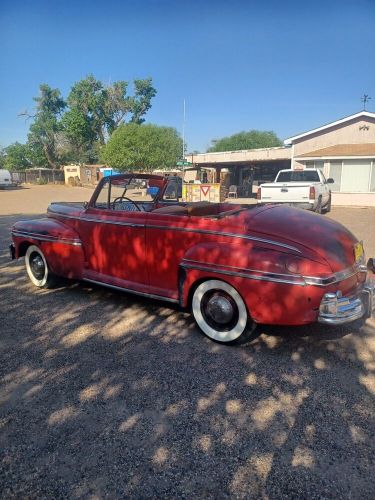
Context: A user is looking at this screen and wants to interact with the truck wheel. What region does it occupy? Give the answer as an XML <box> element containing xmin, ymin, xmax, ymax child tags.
<box><xmin>191</xmin><ymin>279</ymin><xmax>257</xmax><ymax>345</ymax></box>
<box><xmin>315</xmin><ymin>197</ymin><xmax>322</xmax><ymax>214</ymax></box>
<box><xmin>25</xmin><ymin>245</ymin><xmax>58</xmax><ymax>288</ymax></box>
<box><xmin>323</xmin><ymin>195</ymin><xmax>332</xmax><ymax>214</ymax></box>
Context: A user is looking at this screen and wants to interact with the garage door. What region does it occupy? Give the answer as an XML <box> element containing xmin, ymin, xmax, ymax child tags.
<box><xmin>341</xmin><ymin>160</ymin><xmax>371</xmax><ymax>192</ymax></box>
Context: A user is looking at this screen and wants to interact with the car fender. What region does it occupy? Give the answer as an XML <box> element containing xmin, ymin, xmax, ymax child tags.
<box><xmin>179</xmin><ymin>241</ymin><xmax>292</xmax><ymax>308</ymax></box>
<box><xmin>11</xmin><ymin>218</ymin><xmax>84</xmax><ymax>279</ymax></box>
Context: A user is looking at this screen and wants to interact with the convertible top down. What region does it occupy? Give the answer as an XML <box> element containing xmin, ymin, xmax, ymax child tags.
<box><xmin>10</xmin><ymin>173</ymin><xmax>375</xmax><ymax>344</ymax></box>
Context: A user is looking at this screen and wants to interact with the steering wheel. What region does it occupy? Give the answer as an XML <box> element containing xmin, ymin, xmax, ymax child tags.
<box><xmin>112</xmin><ymin>196</ymin><xmax>141</xmax><ymax>211</ymax></box>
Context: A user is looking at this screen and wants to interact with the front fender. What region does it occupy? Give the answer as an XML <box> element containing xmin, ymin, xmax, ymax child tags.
<box><xmin>11</xmin><ymin>218</ymin><xmax>84</xmax><ymax>279</ymax></box>
<box><xmin>179</xmin><ymin>242</ymin><xmax>330</xmax><ymax>325</ymax></box>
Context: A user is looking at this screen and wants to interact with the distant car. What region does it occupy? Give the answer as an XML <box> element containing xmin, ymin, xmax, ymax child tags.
<box><xmin>10</xmin><ymin>173</ymin><xmax>375</xmax><ymax>345</ymax></box>
<box><xmin>0</xmin><ymin>169</ymin><xmax>13</xmax><ymax>189</ymax></box>
<box><xmin>257</xmin><ymin>168</ymin><xmax>334</xmax><ymax>213</ymax></box>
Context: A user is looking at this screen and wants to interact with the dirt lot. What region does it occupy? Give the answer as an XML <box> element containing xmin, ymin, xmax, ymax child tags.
<box><xmin>0</xmin><ymin>185</ymin><xmax>374</xmax><ymax>498</ymax></box>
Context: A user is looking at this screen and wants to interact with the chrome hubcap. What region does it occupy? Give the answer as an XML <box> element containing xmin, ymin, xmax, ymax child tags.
<box><xmin>30</xmin><ymin>253</ymin><xmax>45</xmax><ymax>280</ymax></box>
<box><xmin>205</xmin><ymin>295</ymin><xmax>234</xmax><ymax>324</ymax></box>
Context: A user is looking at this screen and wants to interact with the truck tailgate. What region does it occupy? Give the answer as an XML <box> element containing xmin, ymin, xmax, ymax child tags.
<box><xmin>260</xmin><ymin>183</ymin><xmax>313</xmax><ymax>203</ymax></box>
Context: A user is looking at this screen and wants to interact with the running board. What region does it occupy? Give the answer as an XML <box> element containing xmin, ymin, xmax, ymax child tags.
<box><xmin>83</xmin><ymin>278</ymin><xmax>179</xmax><ymax>304</ymax></box>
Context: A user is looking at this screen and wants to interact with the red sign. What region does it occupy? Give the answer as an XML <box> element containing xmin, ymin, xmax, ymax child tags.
<box><xmin>200</xmin><ymin>185</ymin><xmax>211</xmax><ymax>196</ymax></box>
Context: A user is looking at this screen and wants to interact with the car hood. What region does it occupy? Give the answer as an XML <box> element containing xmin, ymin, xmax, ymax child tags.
<box><xmin>245</xmin><ymin>205</ymin><xmax>359</xmax><ymax>272</ymax></box>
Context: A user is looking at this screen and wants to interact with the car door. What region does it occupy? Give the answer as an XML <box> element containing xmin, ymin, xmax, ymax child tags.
<box><xmin>78</xmin><ymin>177</ymin><xmax>148</xmax><ymax>288</ymax></box>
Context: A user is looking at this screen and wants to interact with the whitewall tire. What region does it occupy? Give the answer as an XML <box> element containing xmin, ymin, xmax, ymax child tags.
<box><xmin>25</xmin><ymin>245</ymin><xmax>56</xmax><ymax>288</ymax></box>
<box><xmin>192</xmin><ymin>279</ymin><xmax>256</xmax><ymax>345</ymax></box>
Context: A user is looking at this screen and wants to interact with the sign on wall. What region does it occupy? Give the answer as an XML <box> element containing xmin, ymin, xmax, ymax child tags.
<box><xmin>182</xmin><ymin>183</ymin><xmax>221</xmax><ymax>203</ymax></box>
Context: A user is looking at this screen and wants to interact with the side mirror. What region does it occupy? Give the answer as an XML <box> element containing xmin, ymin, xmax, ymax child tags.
<box><xmin>326</xmin><ymin>178</ymin><xmax>334</xmax><ymax>184</ymax></box>
<box><xmin>83</xmin><ymin>201</ymin><xmax>88</xmax><ymax>209</ymax></box>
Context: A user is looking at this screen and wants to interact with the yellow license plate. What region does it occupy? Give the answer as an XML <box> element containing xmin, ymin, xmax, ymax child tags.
<box><xmin>354</xmin><ymin>242</ymin><xmax>364</xmax><ymax>262</ymax></box>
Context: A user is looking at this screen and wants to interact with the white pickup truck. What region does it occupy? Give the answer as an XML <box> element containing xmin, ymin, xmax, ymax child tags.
<box><xmin>257</xmin><ymin>168</ymin><xmax>334</xmax><ymax>213</ymax></box>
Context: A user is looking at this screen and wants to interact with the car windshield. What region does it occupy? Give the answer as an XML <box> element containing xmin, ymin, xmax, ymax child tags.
<box><xmin>277</xmin><ymin>171</ymin><xmax>320</xmax><ymax>182</ymax></box>
<box><xmin>94</xmin><ymin>176</ymin><xmax>160</xmax><ymax>210</ymax></box>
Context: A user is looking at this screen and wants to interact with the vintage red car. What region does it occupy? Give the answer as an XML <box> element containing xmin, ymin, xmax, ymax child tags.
<box><xmin>10</xmin><ymin>173</ymin><xmax>375</xmax><ymax>345</ymax></box>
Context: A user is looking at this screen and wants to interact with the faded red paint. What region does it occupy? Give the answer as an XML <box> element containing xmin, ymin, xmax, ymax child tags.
<box><xmin>11</xmin><ymin>174</ymin><xmax>370</xmax><ymax>326</ymax></box>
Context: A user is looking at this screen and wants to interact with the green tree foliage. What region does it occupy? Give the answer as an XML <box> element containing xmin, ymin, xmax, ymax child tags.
<box><xmin>61</xmin><ymin>108</ymin><xmax>96</xmax><ymax>163</ymax></box>
<box><xmin>3</xmin><ymin>142</ymin><xmax>32</xmax><ymax>170</ymax></box>
<box><xmin>16</xmin><ymin>75</ymin><xmax>157</xmax><ymax>168</ymax></box>
<box><xmin>101</xmin><ymin>123</ymin><xmax>182</xmax><ymax>172</ymax></box>
<box><xmin>26</xmin><ymin>84</ymin><xmax>66</xmax><ymax>168</ymax></box>
<box><xmin>66</xmin><ymin>74</ymin><xmax>157</xmax><ymax>146</ymax></box>
<box><xmin>208</xmin><ymin>130</ymin><xmax>282</xmax><ymax>152</ymax></box>
<box><xmin>0</xmin><ymin>148</ymin><xmax>6</xmax><ymax>168</ymax></box>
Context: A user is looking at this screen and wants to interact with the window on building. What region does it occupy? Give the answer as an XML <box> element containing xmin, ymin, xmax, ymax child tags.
<box><xmin>371</xmin><ymin>163</ymin><xmax>375</xmax><ymax>192</ymax></box>
<box><xmin>329</xmin><ymin>160</ymin><xmax>375</xmax><ymax>192</ymax></box>
<box><xmin>329</xmin><ymin>161</ymin><xmax>342</xmax><ymax>191</ymax></box>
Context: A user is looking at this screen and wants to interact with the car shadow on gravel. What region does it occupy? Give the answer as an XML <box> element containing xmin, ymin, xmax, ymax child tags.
<box><xmin>1</xmin><ymin>257</ymin><xmax>375</xmax><ymax>499</ymax></box>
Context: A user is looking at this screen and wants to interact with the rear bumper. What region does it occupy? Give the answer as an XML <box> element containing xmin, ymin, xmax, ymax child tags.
<box><xmin>318</xmin><ymin>280</ymin><xmax>375</xmax><ymax>325</ymax></box>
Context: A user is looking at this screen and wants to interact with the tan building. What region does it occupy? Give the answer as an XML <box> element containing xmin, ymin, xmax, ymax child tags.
<box><xmin>285</xmin><ymin>111</ymin><xmax>375</xmax><ymax>198</ymax></box>
<box><xmin>63</xmin><ymin>164</ymin><xmax>104</xmax><ymax>186</ymax></box>
<box><xmin>186</xmin><ymin>111</ymin><xmax>375</xmax><ymax>205</ymax></box>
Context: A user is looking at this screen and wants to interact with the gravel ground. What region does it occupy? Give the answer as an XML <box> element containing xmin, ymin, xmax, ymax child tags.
<box><xmin>0</xmin><ymin>185</ymin><xmax>374</xmax><ymax>499</ymax></box>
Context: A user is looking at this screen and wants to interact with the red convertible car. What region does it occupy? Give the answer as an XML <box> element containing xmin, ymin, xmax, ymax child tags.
<box><xmin>10</xmin><ymin>174</ymin><xmax>375</xmax><ymax>345</ymax></box>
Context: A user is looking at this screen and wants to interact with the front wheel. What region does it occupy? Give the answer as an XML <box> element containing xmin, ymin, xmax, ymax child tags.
<box><xmin>191</xmin><ymin>279</ymin><xmax>257</xmax><ymax>345</ymax></box>
<box><xmin>25</xmin><ymin>245</ymin><xmax>58</xmax><ymax>288</ymax></box>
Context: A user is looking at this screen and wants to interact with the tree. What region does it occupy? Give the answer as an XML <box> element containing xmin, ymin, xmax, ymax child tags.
<box><xmin>66</xmin><ymin>74</ymin><xmax>157</xmax><ymax>146</ymax></box>
<box><xmin>101</xmin><ymin>123</ymin><xmax>182</xmax><ymax>172</ymax></box>
<box><xmin>3</xmin><ymin>142</ymin><xmax>32</xmax><ymax>170</ymax></box>
<box><xmin>61</xmin><ymin>108</ymin><xmax>96</xmax><ymax>163</ymax></box>
<box><xmin>18</xmin><ymin>75</ymin><xmax>157</xmax><ymax>168</ymax></box>
<box><xmin>26</xmin><ymin>84</ymin><xmax>66</xmax><ymax>168</ymax></box>
<box><xmin>0</xmin><ymin>148</ymin><xmax>6</xmax><ymax>168</ymax></box>
<box><xmin>207</xmin><ymin>130</ymin><xmax>282</xmax><ymax>152</ymax></box>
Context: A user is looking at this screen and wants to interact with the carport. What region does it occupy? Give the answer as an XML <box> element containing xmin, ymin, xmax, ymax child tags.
<box><xmin>185</xmin><ymin>147</ymin><xmax>292</xmax><ymax>197</ymax></box>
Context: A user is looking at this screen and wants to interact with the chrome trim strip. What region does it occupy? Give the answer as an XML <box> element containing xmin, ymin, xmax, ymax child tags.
<box><xmin>47</xmin><ymin>208</ymin><xmax>301</xmax><ymax>253</ymax></box>
<box><xmin>148</xmin><ymin>225</ymin><xmax>301</xmax><ymax>253</ymax></box>
<box><xmin>182</xmin><ymin>259</ymin><xmax>367</xmax><ymax>287</ymax></box>
<box><xmin>11</xmin><ymin>230</ymin><xmax>82</xmax><ymax>246</ymax></box>
<box><xmin>182</xmin><ymin>258</ymin><xmax>303</xmax><ymax>280</ymax></box>
<box><xmin>83</xmin><ymin>278</ymin><xmax>179</xmax><ymax>303</ymax></box>
<box><xmin>304</xmin><ymin>264</ymin><xmax>365</xmax><ymax>286</ymax></box>
<box><xmin>180</xmin><ymin>262</ymin><xmax>306</xmax><ymax>286</ymax></box>
<box><xmin>47</xmin><ymin>209</ymin><xmax>145</xmax><ymax>228</ymax></box>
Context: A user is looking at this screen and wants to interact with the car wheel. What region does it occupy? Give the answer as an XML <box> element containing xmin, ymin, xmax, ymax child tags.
<box><xmin>315</xmin><ymin>197</ymin><xmax>322</xmax><ymax>214</ymax></box>
<box><xmin>192</xmin><ymin>279</ymin><xmax>257</xmax><ymax>345</ymax></box>
<box><xmin>25</xmin><ymin>245</ymin><xmax>57</xmax><ymax>288</ymax></box>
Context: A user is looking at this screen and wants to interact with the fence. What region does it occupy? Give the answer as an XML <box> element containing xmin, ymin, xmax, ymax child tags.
<box><xmin>12</xmin><ymin>169</ymin><xmax>65</xmax><ymax>184</ymax></box>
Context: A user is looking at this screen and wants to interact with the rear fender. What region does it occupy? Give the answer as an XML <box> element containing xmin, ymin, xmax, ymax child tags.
<box><xmin>11</xmin><ymin>218</ymin><xmax>84</xmax><ymax>279</ymax></box>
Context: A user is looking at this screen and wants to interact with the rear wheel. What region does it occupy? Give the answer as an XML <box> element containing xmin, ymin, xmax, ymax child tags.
<box><xmin>191</xmin><ymin>279</ymin><xmax>257</xmax><ymax>345</ymax></box>
<box><xmin>315</xmin><ymin>196</ymin><xmax>322</xmax><ymax>214</ymax></box>
<box><xmin>323</xmin><ymin>194</ymin><xmax>332</xmax><ymax>213</ymax></box>
<box><xmin>25</xmin><ymin>245</ymin><xmax>57</xmax><ymax>288</ymax></box>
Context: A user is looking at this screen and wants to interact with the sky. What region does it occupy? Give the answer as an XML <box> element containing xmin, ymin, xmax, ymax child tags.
<box><xmin>1</xmin><ymin>0</ymin><xmax>375</xmax><ymax>153</ymax></box>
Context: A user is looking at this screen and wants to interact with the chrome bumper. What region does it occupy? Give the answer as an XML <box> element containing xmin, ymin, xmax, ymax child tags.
<box><xmin>318</xmin><ymin>280</ymin><xmax>375</xmax><ymax>325</ymax></box>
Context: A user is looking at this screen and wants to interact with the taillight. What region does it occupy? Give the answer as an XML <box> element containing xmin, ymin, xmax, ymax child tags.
<box><xmin>309</xmin><ymin>186</ymin><xmax>315</xmax><ymax>200</ymax></box>
<box><xmin>257</xmin><ymin>187</ymin><xmax>261</xmax><ymax>200</ymax></box>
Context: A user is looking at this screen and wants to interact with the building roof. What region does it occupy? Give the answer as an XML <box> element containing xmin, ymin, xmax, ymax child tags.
<box><xmin>284</xmin><ymin>111</ymin><xmax>375</xmax><ymax>145</ymax></box>
<box><xmin>185</xmin><ymin>146</ymin><xmax>291</xmax><ymax>164</ymax></box>
<box><xmin>296</xmin><ymin>143</ymin><xmax>375</xmax><ymax>158</ymax></box>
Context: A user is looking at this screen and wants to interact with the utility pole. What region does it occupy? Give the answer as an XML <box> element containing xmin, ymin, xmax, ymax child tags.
<box><xmin>182</xmin><ymin>99</ymin><xmax>186</xmax><ymax>182</ymax></box>
<box><xmin>182</xmin><ymin>99</ymin><xmax>186</xmax><ymax>159</ymax></box>
<box><xmin>361</xmin><ymin>94</ymin><xmax>371</xmax><ymax>111</ymax></box>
